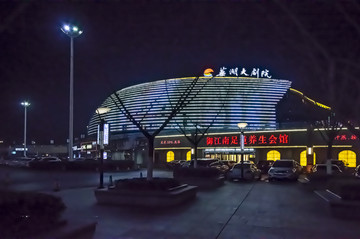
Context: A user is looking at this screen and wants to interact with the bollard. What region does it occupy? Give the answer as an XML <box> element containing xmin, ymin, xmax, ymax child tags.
<box><xmin>109</xmin><ymin>175</ymin><xmax>114</xmax><ymax>187</ymax></box>
<box><xmin>53</xmin><ymin>180</ymin><xmax>60</xmax><ymax>192</ymax></box>
<box><xmin>140</xmin><ymin>172</ymin><xmax>143</xmax><ymax>178</ymax></box>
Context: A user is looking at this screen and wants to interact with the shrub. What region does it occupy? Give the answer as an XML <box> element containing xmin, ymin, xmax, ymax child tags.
<box><xmin>114</xmin><ymin>177</ymin><xmax>181</xmax><ymax>191</ymax></box>
<box><xmin>173</xmin><ymin>167</ymin><xmax>221</xmax><ymax>178</ymax></box>
<box><xmin>0</xmin><ymin>190</ymin><xmax>66</xmax><ymax>238</ymax></box>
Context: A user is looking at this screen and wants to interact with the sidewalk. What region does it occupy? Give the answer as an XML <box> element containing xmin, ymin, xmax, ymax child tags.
<box><xmin>52</xmin><ymin>179</ymin><xmax>359</xmax><ymax>239</ymax></box>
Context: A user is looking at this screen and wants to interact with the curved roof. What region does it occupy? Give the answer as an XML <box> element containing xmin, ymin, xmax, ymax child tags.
<box><xmin>87</xmin><ymin>77</ymin><xmax>291</xmax><ymax>136</ymax></box>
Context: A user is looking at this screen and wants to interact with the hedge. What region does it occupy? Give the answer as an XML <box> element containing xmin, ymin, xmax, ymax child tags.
<box><xmin>0</xmin><ymin>190</ymin><xmax>66</xmax><ymax>238</ymax></box>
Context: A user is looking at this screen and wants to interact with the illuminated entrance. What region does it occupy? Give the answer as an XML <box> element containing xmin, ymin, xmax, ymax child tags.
<box><xmin>204</xmin><ymin>148</ymin><xmax>255</xmax><ymax>163</ymax></box>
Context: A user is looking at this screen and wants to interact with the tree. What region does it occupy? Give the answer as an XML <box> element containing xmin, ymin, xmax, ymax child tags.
<box><xmin>109</xmin><ymin>75</ymin><xmax>213</xmax><ymax>180</ymax></box>
<box><xmin>315</xmin><ymin>113</ymin><xmax>343</xmax><ymax>174</ymax></box>
<box><xmin>169</xmin><ymin>79</ymin><xmax>231</xmax><ymax>168</ymax></box>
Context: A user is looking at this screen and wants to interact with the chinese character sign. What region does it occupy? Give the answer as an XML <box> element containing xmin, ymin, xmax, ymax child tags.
<box><xmin>216</xmin><ymin>66</ymin><xmax>272</xmax><ymax>78</ymax></box>
<box><xmin>206</xmin><ymin>133</ymin><xmax>289</xmax><ymax>146</ymax></box>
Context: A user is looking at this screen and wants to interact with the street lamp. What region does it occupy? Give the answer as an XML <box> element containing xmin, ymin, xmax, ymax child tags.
<box><xmin>96</xmin><ymin>107</ymin><xmax>111</xmax><ymax>189</ymax></box>
<box><xmin>21</xmin><ymin>101</ymin><xmax>30</xmax><ymax>157</ymax></box>
<box><xmin>237</xmin><ymin>122</ymin><xmax>248</xmax><ymax>179</ymax></box>
<box><xmin>61</xmin><ymin>24</ymin><xmax>83</xmax><ymax>161</ymax></box>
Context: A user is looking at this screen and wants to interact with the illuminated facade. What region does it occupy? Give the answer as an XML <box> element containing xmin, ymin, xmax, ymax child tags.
<box><xmin>86</xmin><ymin>76</ymin><xmax>359</xmax><ymax>168</ymax></box>
<box><xmin>88</xmin><ymin>77</ymin><xmax>291</xmax><ymax>135</ymax></box>
<box><xmin>155</xmin><ymin>128</ymin><xmax>360</xmax><ymax>168</ymax></box>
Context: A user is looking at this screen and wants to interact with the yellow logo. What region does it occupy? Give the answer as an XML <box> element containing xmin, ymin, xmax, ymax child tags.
<box><xmin>203</xmin><ymin>68</ymin><xmax>214</xmax><ymax>77</ymax></box>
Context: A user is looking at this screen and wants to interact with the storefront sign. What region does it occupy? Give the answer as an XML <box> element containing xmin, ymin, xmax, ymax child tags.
<box><xmin>160</xmin><ymin>140</ymin><xmax>181</xmax><ymax>145</ymax></box>
<box><xmin>335</xmin><ymin>134</ymin><xmax>358</xmax><ymax>141</ymax></box>
<box><xmin>206</xmin><ymin>133</ymin><xmax>289</xmax><ymax>146</ymax></box>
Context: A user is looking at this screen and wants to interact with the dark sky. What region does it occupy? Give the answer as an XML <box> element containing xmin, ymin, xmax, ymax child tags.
<box><xmin>1</xmin><ymin>0</ymin><xmax>360</xmax><ymax>145</ymax></box>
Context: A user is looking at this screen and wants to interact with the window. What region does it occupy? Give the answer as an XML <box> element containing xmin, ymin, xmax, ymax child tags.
<box><xmin>267</xmin><ymin>150</ymin><xmax>280</xmax><ymax>161</ymax></box>
<box><xmin>166</xmin><ymin>151</ymin><xmax>175</xmax><ymax>162</ymax></box>
<box><xmin>338</xmin><ymin>150</ymin><xmax>356</xmax><ymax>168</ymax></box>
<box><xmin>186</xmin><ymin>151</ymin><xmax>191</xmax><ymax>161</ymax></box>
<box><xmin>300</xmin><ymin>151</ymin><xmax>316</xmax><ymax>166</ymax></box>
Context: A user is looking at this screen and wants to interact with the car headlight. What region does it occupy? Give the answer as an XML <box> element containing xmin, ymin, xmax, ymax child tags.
<box><xmin>292</xmin><ymin>168</ymin><xmax>296</xmax><ymax>173</ymax></box>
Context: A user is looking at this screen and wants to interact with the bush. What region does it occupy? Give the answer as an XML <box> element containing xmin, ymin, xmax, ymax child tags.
<box><xmin>0</xmin><ymin>190</ymin><xmax>66</xmax><ymax>238</ymax></box>
<box><xmin>114</xmin><ymin>177</ymin><xmax>181</xmax><ymax>191</ymax></box>
<box><xmin>173</xmin><ymin>167</ymin><xmax>221</xmax><ymax>178</ymax></box>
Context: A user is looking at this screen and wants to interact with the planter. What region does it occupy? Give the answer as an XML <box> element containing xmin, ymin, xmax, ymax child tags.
<box><xmin>94</xmin><ymin>184</ymin><xmax>197</xmax><ymax>207</ymax></box>
<box><xmin>175</xmin><ymin>175</ymin><xmax>225</xmax><ymax>190</ymax></box>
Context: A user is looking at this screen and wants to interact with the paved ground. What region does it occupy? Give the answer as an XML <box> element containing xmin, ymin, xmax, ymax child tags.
<box><xmin>49</xmin><ymin>171</ymin><xmax>360</xmax><ymax>239</ymax></box>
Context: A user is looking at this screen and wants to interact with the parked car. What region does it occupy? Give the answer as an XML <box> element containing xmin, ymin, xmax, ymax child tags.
<box><xmin>354</xmin><ymin>165</ymin><xmax>360</xmax><ymax>178</ymax></box>
<box><xmin>227</xmin><ymin>161</ymin><xmax>261</xmax><ymax>181</ymax></box>
<box><xmin>37</xmin><ymin>156</ymin><xmax>62</xmax><ymax>162</ymax></box>
<box><xmin>166</xmin><ymin>160</ymin><xmax>186</xmax><ymax>169</ymax></box>
<box><xmin>268</xmin><ymin>159</ymin><xmax>302</xmax><ymax>181</ymax></box>
<box><xmin>330</xmin><ymin>160</ymin><xmax>347</xmax><ymax>171</ymax></box>
<box><xmin>257</xmin><ymin>160</ymin><xmax>274</xmax><ymax>174</ymax></box>
<box><xmin>209</xmin><ymin>160</ymin><xmax>236</xmax><ymax>173</ymax></box>
<box><xmin>181</xmin><ymin>158</ymin><xmax>219</xmax><ymax>168</ymax></box>
<box><xmin>6</xmin><ymin>157</ymin><xmax>34</xmax><ymax>167</ymax></box>
<box><xmin>312</xmin><ymin>164</ymin><xmax>343</xmax><ymax>174</ymax></box>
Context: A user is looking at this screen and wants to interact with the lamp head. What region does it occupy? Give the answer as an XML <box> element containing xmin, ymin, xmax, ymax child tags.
<box><xmin>61</xmin><ymin>24</ymin><xmax>83</xmax><ymax>38</ymax></box>
<box><xmin>96</xmin><ymin>107</ymin><xmax>111</xmax><ymax>115</ymax></box>
<box><xmin>237</xmin><ymin>122</ymin><xmax>248</xmax><ymax>129</ymax></box>
<box><xmin>21</xmin><ymin>101</ymin><xmax>30</xmax><ymax>107</ymax></box>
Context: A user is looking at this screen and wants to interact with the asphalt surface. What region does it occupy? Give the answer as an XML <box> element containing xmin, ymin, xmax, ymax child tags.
<box><xmin>2</xmin><ymin>167</ymin><xmax>359</xmax><ymax>238</ymax></box>
<box><xmin>54</xmin><ymin>173</ymin><xmax>360</xmax><ymax>238</ymax></box>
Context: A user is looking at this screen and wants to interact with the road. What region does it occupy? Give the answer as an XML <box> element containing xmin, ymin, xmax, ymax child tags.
<box><xmin>0</xmin><ymin>166</ymin><xmax>173</xmax><ymax>192</ymax></box>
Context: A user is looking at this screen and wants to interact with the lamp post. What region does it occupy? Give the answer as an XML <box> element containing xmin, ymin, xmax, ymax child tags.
<box><xmin>61</xmin><ymin>24</ymin><xmax>83</xmax><ymax>161</ymax></box>
<box><xmin>21</xmin><ymin>101</ymin><xmax>30</xmax><ymax>157</ymax></box>
<box><xmin>237</xmin><ymin>122</ymin><xmax>248</xmax><ymax>179</ymax></box>
<box><xmin>96</xmin><ymin>107</ymin><xmax>111</xmax><ymax>189</ymax></box>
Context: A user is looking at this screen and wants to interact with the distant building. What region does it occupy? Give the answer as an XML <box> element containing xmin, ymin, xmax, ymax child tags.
<box><xmin>87</xmin><ymin>76</ymin><xmax>359</xmax><ymax>168</ymax></box>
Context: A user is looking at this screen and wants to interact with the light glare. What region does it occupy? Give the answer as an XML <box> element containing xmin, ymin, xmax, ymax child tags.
<box><xmin>64</xmin><ymin>25</ymin><xmax>70</xmax><ymax>31</ymax></box>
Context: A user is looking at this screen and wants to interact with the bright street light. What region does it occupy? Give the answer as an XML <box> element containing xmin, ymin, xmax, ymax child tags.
<box><xmin>21</xmin><ymin>101</ymin><xmax>30</xmax><ymax>157</ymax></box>
<box><xmin>96</xmin><ymin>107</ymin><xmax>111</xmax><ymax>188</ymax></box>
<box><xmin>61</xmin><ymin>23</ymin><xmax>83</xmax><ymax>161</ymax></box>
<box><xmin>237</xmin><ymin>122</ymin><xmax>248</xmax><ymax>179</ymax></box>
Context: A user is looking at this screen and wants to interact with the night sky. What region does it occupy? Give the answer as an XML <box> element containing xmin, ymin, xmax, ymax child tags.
<box><xmin>1</xmin><ymin>1</ymin><xmax>360</xmax><ymax>145</ymax></box>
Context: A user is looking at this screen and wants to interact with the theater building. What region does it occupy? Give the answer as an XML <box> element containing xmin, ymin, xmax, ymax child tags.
<box><xmin>87</xmin><ymin>73</ymin><xmax>359</xmax><ymax>168</ymax></box>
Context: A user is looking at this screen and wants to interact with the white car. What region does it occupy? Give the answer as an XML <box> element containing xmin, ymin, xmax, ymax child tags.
<box><xmin>268</xmin><ymin>160</ymin><xmax>302</xmax><ymax>181</ymax></box>
<box><xmin>36</xmin><ymin>157</ymin><xmax>62</xmax><ymax>162</ymax></box>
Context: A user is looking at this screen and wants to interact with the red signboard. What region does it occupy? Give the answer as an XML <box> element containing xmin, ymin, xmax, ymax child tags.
<box><xmin>206</xmin><ymin>133</ymin><xmax>289</xmax><ymax>146</ymax></box>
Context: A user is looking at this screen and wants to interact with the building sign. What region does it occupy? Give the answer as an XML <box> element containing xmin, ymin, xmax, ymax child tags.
<box><xmin>206</xmin><ymin>133</ymin><xmax>289</xmax><ymax>146</ymax></box>
<box><xmin>103</xmin><ymin>123</ymin><xmax>109</xmax><ymax>145</ymax></box>
<box><xmin>335</xmin><ymin>134</ymin><xmax>359</xmax><ymax>141</ymax></box>
<box><xmin>215</xmin><ymin>66</ymin><xmax>272</xmax><ymax>78</ymax></box>
<box><xmin>160</xmin><ymin>140</ymin><xmax>181</xmax><ymax>145</ymax></box>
